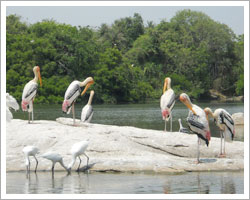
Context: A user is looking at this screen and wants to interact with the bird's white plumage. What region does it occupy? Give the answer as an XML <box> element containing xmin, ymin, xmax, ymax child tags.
<box><xmin>22</xmin><ymin>146</ymin><xmax>39</xmax><ymax>156</ymax></box>
<box><xmin>64</xmin><ymin>80</ymin><xmax>81</xmax><ymax>100</ymax></box>
<box><xmin>160</xmin><ymin>89</ymin><xmax>175</xmax><ymax>121</ymax></box>
<box><xmin>6</xmin><ymin>93</ymin><xmax>19</xmax><ymax>110</ymax></box>
<box><xmin>81</xmin><ymin>104</ymin><xmax>93</xmax><ymax>123</ymax></box>
<box><xmin>42</xmin><ymin>152</ymin><xmax>63</xmax><ymax>162</ymax></box>
<box><xmin>22</xmin><ymin>81</ymin><xmax>38</xmax><ymax>102</ymax></box>
<box><xmin>70</xmin><ymin>141</ymin><xmax>89</xmax><ymax>155</ymax></box>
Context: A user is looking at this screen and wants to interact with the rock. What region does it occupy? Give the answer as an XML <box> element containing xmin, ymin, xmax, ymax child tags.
<box><xmin>6</xmin><ymin>118</ymin><xmax>244</xmax><ymax>173</ymax></box>
<box><xmin>232</xmin><ymin>112</ymin><xmax>244</xmax><ymax>125</ymax></box>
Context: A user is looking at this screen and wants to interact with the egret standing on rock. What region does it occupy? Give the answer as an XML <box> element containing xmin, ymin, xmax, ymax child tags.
<box><xmin>81</xmin><ymin>90</ymin><xmax>95</xmax><ymax>123</ymax></box>
<box><xmin>6</xmin><ymin>93</ymin><xmax>19</xmax><ymax>122</ymax></box>
<box><xmin>21</xmin><ymin>66</ymin><xmax>42</xmax><ymax>123</ymax></box>
<box><xmin>22</xmin><ymin>146</ymin><xmax>39</xmax><ymax>174</ymax></box>
<box><xmin>180</xmin><ymin>93</ymin><xmax>210</xmax><ymax>164</ymax></box>
<box><xmin>62</xmin><ymin>77</ymin><xmax>94</xmax><ymax>125</ymax></box>
<box><xmin>68</xmin><ymin>141</ymin><xmax>89</xmax><ymax>173</ymax></box>
<box><xmin>160</xmin><ymin>77</ymin><xmax>175</xmax><ymax>132</ymax></box>
<box><xmin>42</xmin><ymin>152</ymin><xmax>69</xmax><ymax>174</ymax></box>
<box><xmin>204</xmin><ymin>107</ymin><xmax>235</xmax><ymax>157</ymax></box>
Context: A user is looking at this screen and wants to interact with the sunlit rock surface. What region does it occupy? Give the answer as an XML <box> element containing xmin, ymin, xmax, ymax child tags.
<box><xmin>6</xmin><ymin>118</ymin><xmax>244</xmax><ymax>173</ymax></box>
<box><xmin>232</xmin><ymin>112</ymin><xmax>244</xmax><ymax>125</ymax></box>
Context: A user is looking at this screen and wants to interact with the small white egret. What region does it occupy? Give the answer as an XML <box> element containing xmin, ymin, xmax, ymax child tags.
<box><xmin>6</xmin><ymin>93</ymin><xmax>19</xmax><ymax>122</ymax></box>
<box><xmin>21</xmin><ymin>66</ymin><xmax>42</xmax><ymax>123</ymax></box>
<box><xmin>81</xmin><ymin>90</ymin><xmax>94</xmax><ymax>123</ymax></box>
<box><xmin>22</xmin><ymin>146</ymin><xmax>39</xmax><ymax>174</ymax></box>
<box><xmin>68</xmin><ymin>141</ymin><xmax>89</xmax><ymax>172</ymax></box>
<box><xmin>42</xmin><ymin>152</ymin><xmax>69</xmax><ymax>173</ymax></box>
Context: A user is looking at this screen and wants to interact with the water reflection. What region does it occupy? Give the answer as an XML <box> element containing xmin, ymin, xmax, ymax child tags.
<box><xmin>7</xmin><ymin>171</ymin><xmax>243</xmax><ymax>194</ymax></box>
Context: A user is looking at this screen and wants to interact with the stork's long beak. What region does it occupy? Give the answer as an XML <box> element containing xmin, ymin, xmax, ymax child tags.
<box><xmin>163</xmin><ymin>79</ymin><xmax>167</xmax><ymax>94</ymax></box>
<box><xmin>180</xmin><ymin>95</ymin><xmax>197</xmax><ymax>115</ymax></box>
<box><xmin>81</xmin><ymin>80</ymin><xmax>94</xmax><ymax>96</ymax></box>
<box><xmin>38</xmin><ymin>70</ymin><xmax>42</xmax><ymax>87</ymax></box>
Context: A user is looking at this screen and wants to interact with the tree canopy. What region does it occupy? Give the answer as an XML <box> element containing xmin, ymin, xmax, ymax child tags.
<box><xmin>6</xmin><ymin>10</ymin><xmax>244</xmax><ymax>104</ymax></box>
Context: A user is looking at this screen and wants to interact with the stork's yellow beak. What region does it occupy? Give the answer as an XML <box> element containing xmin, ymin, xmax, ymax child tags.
<box><xmin>180</xmin><ymin>95</ymin><xmax>197</xmax><ymax>115</ymax></box>
<box><xmin>163</xmin><ymin>78</ymin><xmax>168</xmax><ymax>94</ymax></box>
<box><xmin>81</xmin><ymin>80</ymin><xmax>94</xmax><ymax>96</ymax></box>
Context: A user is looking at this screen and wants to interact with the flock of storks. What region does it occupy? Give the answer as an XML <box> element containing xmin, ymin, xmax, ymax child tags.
<box><xmin>7</xmin><ymin>65</ymin><xmax>235</xmax><ymax>175</ymax></box>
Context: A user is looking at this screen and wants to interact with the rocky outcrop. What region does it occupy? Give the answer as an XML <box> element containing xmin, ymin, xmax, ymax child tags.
<box><xmin>6</xmin><ymin>118</ymin><xmax>244</xmax><ymax>173</ymax></box>
<box><xmin>232</xmin><ymin>112</ymin><xmax>244</xmax><ymax>125</ymax></box>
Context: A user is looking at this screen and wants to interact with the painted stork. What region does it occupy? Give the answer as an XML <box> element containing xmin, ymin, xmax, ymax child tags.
<box><xmin>21</xmin><ymin>66</ymin><xmax>42</xmax><ymax>123</ymax></box>
<box><xmin>81</xmin><ymin>90</ymin><xmax>94</xmax><ymax>123</ymax></box>
<box><xmin>62</xmin><ymin>77</ymin><xmax>94</xmax><ymax>125</ymax></box>
<box><xmin>6</xmin><ymin>93</ymin><xmax>19</xmax><ymax>122</ymax></box>
<box><xmin>22</xmin><ymin>145</ymin><xmax>39</xmax><ymax>174</ymax></box>
<box><xmin>180</xmin><ymin>93</ymin><xmax>211</xmax><ymax>163</ymax></box>
<box><xmin>204</xmin><ymin>107</ymin><xmax>235</xmax><ymax>157</ymax></box>
<box><xmin>68</xmin><ymin>140</ymin><xmax>89</xmax><ymax>173</ymax></box>
<box><xmin>160</xmin><ymin>77</ymin><xmax>175</xmax><ymax>132</ymax></box>
<box><xmin>42</xmin><ymin>152</ymin><xmax>69</xmax><ymax>174</ymax></box>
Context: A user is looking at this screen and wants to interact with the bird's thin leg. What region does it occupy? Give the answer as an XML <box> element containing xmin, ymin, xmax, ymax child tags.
<box><xmin>32</xmin><ymin>100</ymin><xmax>34</xmax><ymax>123</ymax></box>
<box><xmin>220</xmin><ymin>131</ymin><xmax>223</xmax><ymax>156</ymax></box>
<box><xmin>77</xmin><ymin>156</ymin><xmax>82</xmax><ymax>172</ymax></box>
<box><xmin>170</xmin><ymin>113</ymin><xmax>172</xmax><ymax>132</ymax></box>
<box><xmin>83</xmin><ymin>153</ymin><xmax>89</xmax><ymax>168</ymax></box>
<box><xmin>196</xmin><ymin>137</ymin><xmax>200</xmax><ymax>164</ymax></box>
<box><xmin>223</xmin><ymin>132</ymin><xmax>226</xmax><ymax>156</ymax></box>
<box><xmin>28</xmin><ymin>112</ymin><xmax>30</xmax><ymax>124</ymax></box>
<box><xmin>52</xmin><ymin>163</ymin><xmax>55</xmax><ymax>174</ymax></box>
<box><xmin>34</xmin><ymin>156</ymin><xmax>38</xmax><ymax>173</ymax></box>
<box><xmin>164</xmin><ymin>120</ymin><xmax>167</xmax><ymax>132</ymax></box>
<box><xmin>72</xmin><ymin>102</ymin><xmax>75</xmax><ymax>125</ymax></box>
<box><xmin>28</xmin><ymin>160</ymin><xmax>31</xmax><ymax>173</ymax></box>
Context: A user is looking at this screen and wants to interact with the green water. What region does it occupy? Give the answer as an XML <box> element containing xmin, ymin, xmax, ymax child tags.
<box><xmin>13</xmin><ymin>102</ymin><xmax>244</xmax><ymax>140</ymax></box>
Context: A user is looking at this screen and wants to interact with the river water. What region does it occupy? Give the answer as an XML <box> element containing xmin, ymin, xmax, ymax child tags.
<box><xmin>6</xmin><ymin>171</ymin><xmax>244</xmax><ymax>194</ymax></box>
<box><xmin>12</xmin><ymin>101</ymin><xmax>244</xmax><ymax>140</ymax></box>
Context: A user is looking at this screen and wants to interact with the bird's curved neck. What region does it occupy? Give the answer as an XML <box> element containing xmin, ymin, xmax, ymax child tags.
<box><xmin>59</xmin><ymin>160</ymin><xmax>68</xmax><ymax>171</ymax></box>
<box><xmin>68</xmin><ymin>155</ymin><xmax>76</xmax><ymax>169</ymax></box>
<box><xmin>88</xmin><ymin>93</ymin><xmax>94</xmax><ymax>105</ymax></box>
<box><xmin>179</xmin><ymin>120</ymin><xmax>183</xmax><ymax>128</ymax></box>
<box><xmin>25</xmin><ymin>156</ymin><xmax>30</xmax><ymax>166</ymax></box>
<box><xmin>33</xmin><ymin>71</ymin><xmax>39</xmax><ymax>82</ymax></box>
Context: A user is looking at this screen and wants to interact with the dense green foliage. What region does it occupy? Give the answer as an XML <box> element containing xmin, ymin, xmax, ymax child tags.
<box><xmin>6</xmin><ymin>10</ymin><xmax>244</xmax><ymax>104</ymax></box>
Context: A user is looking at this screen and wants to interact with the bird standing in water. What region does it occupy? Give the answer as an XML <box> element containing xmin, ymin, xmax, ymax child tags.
<box><xmin>160</xmin><ymin>77</ymin><xmax>175</xmax><ymax>132</ymax></box>
<box><xmin>204</xmin><ymin>107</ymin><xmax>235</xmax><ymax>157</ymax></box>
<box><xmin>21</xmin><ymin>66</ymin><xmax>42</xmax><ymax>123</ymax></box>
<box><xmin>22</xmin><ymin>146</ymin><xmax>39</xmax><ymax>174</ymax></box>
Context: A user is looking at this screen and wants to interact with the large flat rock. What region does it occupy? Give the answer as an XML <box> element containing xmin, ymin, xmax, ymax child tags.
<box><xmin>6</xmin><ymin>118</ymin><xmax>244</xmax><ymax>173</ymax></box>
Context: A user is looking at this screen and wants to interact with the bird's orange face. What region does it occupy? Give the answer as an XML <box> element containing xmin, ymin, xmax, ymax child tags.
<box><xmin>81</xmin><ymin>78</ymin><xmax>94</xmax><ymax>96</ymax></box>
<box><xmin>179</xmin><ymin>93</ymin><xmax>197</xmax><ymax>115</ymax></box>
<box><xmin>34</xmin><ymin>66</ymin><xmax>42</xmax><ymax>86</ymax></box>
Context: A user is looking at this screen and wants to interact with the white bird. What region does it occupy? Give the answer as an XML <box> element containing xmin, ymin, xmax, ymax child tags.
<box><xmin>6</xmin><ymin>93</ymin><xmax>19</xmax><ymax>122</ymax></box>
<box><xmin>180</xmin><ymin>93</ymin><xmax>211</xmax><ymax>164</ymax></box>
<box><xmin>81</xmin><ymin>90</ymin><xmax>94</xmax><ymax>123</ymax></box>
<box><xmin>160</xmin><ymin>77</ymin><xmax>175</xmax><ymax>132</ymax></box>
<box><xmin>22</xmin><ymin>146</ymin><xmax>39</xmax><ymax>174</ymax></box>
<box><xmin>21</xmin><ymin>66</ymin><xmax>42</xmax><ymax>123</ymax></box>
<box><xmin>178</xmin><ymin>118</ymin><xmax>189</xmax><ymax>133</ymax></box>
<box><xmin>68</xmin><ymin>141</ymin><xmax>89</xmax><ymax>172</ymax></box>
<box><xmin>62</xmin><ymin>77</ymin><xmax>94</xmax><ymax>125</ymax></box>
<box><xmin>42</xmin><ymin>152</ymin><xmax>69</xmax><ymax>173</ymax></box>
<box><xmin>204</xmin><ymin>107</ymin><xmax>235</xmax><ymax>157</ymax></box>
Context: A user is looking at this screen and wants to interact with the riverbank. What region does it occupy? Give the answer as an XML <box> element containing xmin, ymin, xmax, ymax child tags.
<box><xmin>6</xmin><ymin>118</ymin><xmax>244</xmax><ymax>173</ymax></box>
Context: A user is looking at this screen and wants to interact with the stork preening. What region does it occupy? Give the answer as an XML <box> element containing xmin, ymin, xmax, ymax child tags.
<box><xmin>42</xmin><ymin>152</ymin><xmax>69</xmax><ymax>174</ymax></box>
<box><xmin>180</xmin><ymin>93</ymin><xmax>211</xmax><ymax>164</ymax></box>
<box><xmin>22</xmin><ymin>146</ymin><xmax>39</xmax><ymax>174</ymax></box>
<box><xmin>62</xmin><ymin>77</ymin><xmax>94</xmax><ymax>125</ymax></box>
<box><xmin>21</xmin><ymin>66</ymin><xmax>42</xmax><ymax>123</ymax></box>
<box><xmin>204</xmin><ymin>107</ymin><xmax>235</xmax><ymax>157</ymax></box>
<box><xmin>68</xmin><ymin>141</ymin><xmax>89</xmax><ymax>173</ymax></box>
<box><xmin>81</xmin><ymin>90</ymin><xmax>94</xmax><ymax>123</ymax></box>
<box><xmin>160</xmin><ymin>77</ymin><xmax>175</xmax><ymax>132</ymax></box>
<box><xmin>6</xmin><ymin>93</ymin><xmax>19</xmax><ymax>122</ymax></box>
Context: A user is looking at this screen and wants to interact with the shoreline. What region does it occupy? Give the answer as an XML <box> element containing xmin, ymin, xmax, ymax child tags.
<box><xmin>6</xmin><ymin>118</ymin><xmax>244</xmax><ymax>173</ymax></box>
